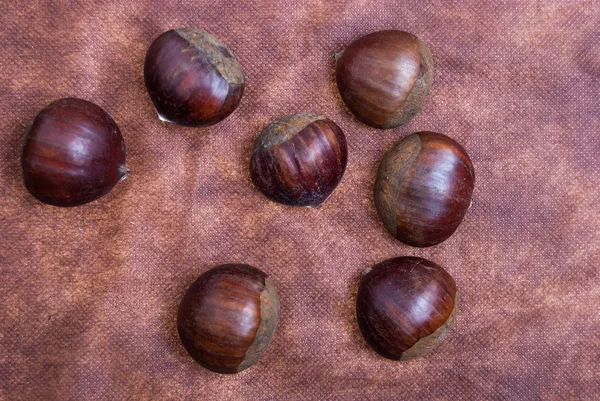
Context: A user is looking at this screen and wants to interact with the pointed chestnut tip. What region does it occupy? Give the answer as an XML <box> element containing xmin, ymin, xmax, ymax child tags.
<box><xmin>156</xmin><ymin>111</ymin><xmax>174</xmax><ymax>124</ymax></box>
<box><xmin>118</xmin><ymin>164</ymin><xmax>130</xmax><ymax>180</ymax></box>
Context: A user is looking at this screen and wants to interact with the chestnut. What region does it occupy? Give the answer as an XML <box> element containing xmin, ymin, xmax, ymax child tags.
<box><xmin>144</xmin><ymin>28</ymin><xmax>245</xmax><ymax>127</ymax></box>
<box><xmin>250</xmin><ymin>113</ymin><xmax>348</xmax><ymax>207</ymax></box>
<box><xmin>177</xmin><ymin>264</ymin><xmax>279</xmax><ymax>374</ymax></box>
<box><xmin>21</xmin><ymin>97</ymin><xmax>128</xmax><ymax>207</ymax></box>
<box><xmin>356</xmin><ymin>257</ymin><xmax>457</xmax><ymax>360</ymax></box>
<box><xmin>374</xmin><ymin>132</ymin><xmax>474</xmax><ymax>247</ymax></box>
<box><xmin>335</xmin><ymin>30</ymin><xmax>433</xmax><ymax>129</ymax></box>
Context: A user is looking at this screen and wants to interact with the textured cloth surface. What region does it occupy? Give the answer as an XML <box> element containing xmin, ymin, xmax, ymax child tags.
<box><xmin>1</xmin><ymin>1</ymin><xmax>599</xmax><ymax>400</ymax></box>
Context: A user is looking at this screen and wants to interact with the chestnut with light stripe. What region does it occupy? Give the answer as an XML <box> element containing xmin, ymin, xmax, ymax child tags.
<box><xmin>250</xmin><ymin>113</ymin><xmax>348</xmax><ymax>207</ymax></box>
<box><xmin>356</xmin><ymin>257</ymin><xmax>458</xmax><ymax>360</ymax></box>
<box><xmin>375</xmin><ymin>132</ymin><xmax>475</xmax><ymax>247</ymax></box>
<box><xmin>21</xmin><ymin>98</ymin><xmax>128</xmax><ymax>207</ymax></box>
<box><xmin>177</xmin><ymin>264</ymin><xmax>280</xmax><ymax>374</ymax></box>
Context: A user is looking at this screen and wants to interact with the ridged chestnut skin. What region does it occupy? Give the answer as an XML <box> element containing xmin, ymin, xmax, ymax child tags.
<box><xmin>177</xmin><ymin>264</ymin><xmax>280</xmax><ymax>374</ymax></box>
<box><xmin>144</xmin><ymin>28</ymin><xmax>245</xmax><ymax>127</ymax></box>
<box><xmin>375</xmin><ymin>132</ymin><xmax>474</xmax><ymax>247</ymax></box>
<box><xmin>336</xmin><ymin>30</ymin><xmax>433</xmax><ymax>129</ymax></box>
<box><xmin>356</xmin><ymin>257</ymin><xmax>458</xmax><ymax>360</ymax></box>
<box><xmin>250</xmin><ymin>113</ymin><xmax>348</xmax><ymax>207</ymax></box>
<box><xmin>21</xmin><ymin>98</ymin><xmax>127</xmax><ymax>207</ymax></box>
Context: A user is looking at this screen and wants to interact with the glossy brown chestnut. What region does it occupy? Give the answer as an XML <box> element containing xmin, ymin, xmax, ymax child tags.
<box><xmin>177</xmin><ymin>264</ymin><xmax>279</xmax><ymax>374</ymax></box>
<box><xmin>336</xmin><ymin>30</ymin><xmax>433</xmax><ymax>129</ymax></box>
<box><xmin>250</xmin><ymin>113</ymin><xmax>348</xmax><ymax>207</ymax></box>
<box><xmin>356</xmin><ymin>257</ymin><xmax>458</xmax><ymax>360</ymax></box>
<box><xmin>375</xmin><ymin>132</ymin><xmax>474</xmax><ymax>247</ymax></box>
<box><xmin>144</xmin><ymin>28</ymin><xmax>245</xmax><ymax>127</ymax></box>
<box><xmin>21</xmin><ymin>98</ymin><xmax>127</xmax><ymax>207</ymax></box>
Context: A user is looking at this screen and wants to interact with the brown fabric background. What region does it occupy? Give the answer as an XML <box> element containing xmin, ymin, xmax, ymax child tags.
<box><xmin>1</xmin><ymin>1</ymin><xmax>599</xmax><ymax>400</ymax></box>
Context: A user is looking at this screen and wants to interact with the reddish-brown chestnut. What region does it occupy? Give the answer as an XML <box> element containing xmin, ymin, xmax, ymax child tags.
<box><xmin>375</xmin><ymin>132</ymin><xmax>474</xmax><ymax>247</ymax></box>
<box><xmin>21</xmin><ymin>98</ymin><xmax>127</xmax><ymax>207</ymax></box>
<box><xmin>144</xmin><ymin>28</ymin><xmax>245</xmax><ymax>127</ymax></box>
<box><xmin>336</xmin><ymin>30</ymin><xmax>433</xmax><ymax>129</ymax></box>
<box><xmin>177</xmin><ymin>264</ymin><xmax>279</xmax><ymax>374</ymax></box>
<box><xmin>250</xmin><ymin>113</ymin><xmax>348</xmax><ymax>207</ymax></box>
<box><xmin>356</xmin><ymin>257</ymin><xmax>458</xmax><ymax>360</ymax></box>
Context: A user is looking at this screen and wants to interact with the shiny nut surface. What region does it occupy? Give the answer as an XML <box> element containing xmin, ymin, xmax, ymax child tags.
<box><xmin>336</xmin><ymin>30</ymin><xmax>433</xmax><ymax>129</ymax></box>
<box><xmin>356</xmin><ymin>257</ymin><xmax>457</xmax><ymax>360</ymax></box>
<box><xmin>177</xmin><ymin>264</ymin><xmax>279</xmax><ymax>374</ymax></box>
<box><xmin>144</xmin><ymin>28</ymin><xmax>245</xmax><ymax>127</ymax></box>
<box><xmin>21</xmin><ymin>97</ymin><xmax>127</xmax><ymax>207</ymax></box>
<box><xmin>375</xmin><ymin>132</ymin><xmax>474</xmax><ymax>247</ymax></box>
<box><xmin>250</xmin><ymin>113</ymin><xmax>348</xmax><ymax>207</ymax></box>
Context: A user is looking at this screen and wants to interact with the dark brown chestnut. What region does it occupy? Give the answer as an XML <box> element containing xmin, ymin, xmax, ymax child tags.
<box><xmin>356</xmin><ymin>257</ymin><xmax>457</xmax><ymax>360</ymax></box>
<box><xmin>336</xmin><ymin>30</ymin><xmax>433</xmax><ymax>129</ymax></box>
<box><xmin>144</xmin><ymin>28</ymin><xmax>245</xmax><ymax>127</ymax></box>
<box><xmin>375</xmin><ymin>132</ymin><xmax>474</xmax><ymax>247</ymax></box>
<box><xmin>250</xmin><ymin>113</ymin><xmax>348</xmax><ymax>207</ymax></box>
<box><xmin>177</xmin><ymin>264</ymin><xmax>279</xmax><ymax>374</ymax></box>
<box><xmin>21</xmin><ymin>97</ymin><xmax>127</xmax><ymax>207</ymax></box>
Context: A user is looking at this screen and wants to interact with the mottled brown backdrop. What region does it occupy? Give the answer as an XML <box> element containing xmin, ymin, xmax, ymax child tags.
<box><xmin>1</xmin><ymin>1</ymin><xmax>599</xmax><ymax>400</ymax></box>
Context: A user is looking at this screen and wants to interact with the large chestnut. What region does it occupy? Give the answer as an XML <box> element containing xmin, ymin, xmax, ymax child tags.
<box><xmin>250</xmin><ymin>113</ymin><xmax>348</xmax><ymax>207</ymax></box>
<box><xmin>374</xmin><ymin>132</ymin><xmax>474</xmax><ymax>247</ymax></box>
<box><xmin>21</xmin><ymin>98</ymin><xmax>127</xmax><ymax>207</ymax></box>
<box><xmin>356</xmin><ymin>257</ymin><xmax>457</xmax><ymax>360</ymax></box>
<box><xmin>144</xmin><ymin>28</ymin><xmax>245</xmax><ymax>127</ymax></box>
<box><xmin>336</xmin><ymin>30</ymin><xmax>433</xmax><ymax>129</ymax></box>
<box><xmin>177</xmin><ymin>264</ymin><xmax>280</xmax><ymax>374</ymax></box>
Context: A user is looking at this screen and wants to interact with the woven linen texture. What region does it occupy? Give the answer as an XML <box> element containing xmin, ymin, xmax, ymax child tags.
<box><xmin>1</xmin><ymin>1</ymin><xmax>599</xmax><ymax>400</ymax></box>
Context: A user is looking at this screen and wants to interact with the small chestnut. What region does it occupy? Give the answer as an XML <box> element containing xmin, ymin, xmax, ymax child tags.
<box><xmin>177</xmin><ymin>264</ymin><xmax>279</xmax><ymax>374</ymax></box>
<box><xmin>374</xmin><ymin>132</ymin><xmax>474</xmax><ymax>247</ymax></box>
<box><xmin>21</xmin><ymin>98</ymin><xmax>128</xmax><ymax>207</ymax></box>
<box><xmin>144</xmin><ymin>28</ymin><xmax>245</xmax><ymax>127</ymax></box>
<box><xmin>356</xmin><ymin>257</ymin><xmax>458</xmax><ymax>360</ymax></box>
<box><xmin>336</xmin><ymin>30</ymin><xmax>433</xmax><ymax>129</ymax></box>
<box><xmin>250</xmin><ymin>113</ymin><xmax>348</xmax><ymax>207</ymax></box>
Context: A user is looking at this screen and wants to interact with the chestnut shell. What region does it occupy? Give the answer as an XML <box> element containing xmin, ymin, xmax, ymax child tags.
<box><xmin>21</xmin><ymin>98</ymin><xmax>127</xmax><ymax>207</ymax></box>
<box><xmin>336</xmin><ymin>30</ymin><xmax>433</xmax><ymax>129</ymax></box>
<box><xmin>177</xmin><ymin>264</ymin><xmax>279</xmax><ymax>374</ymax></box>
<box><xmin>144</xmin><ymin>28</ymin><xmax>245</xmax><ymax>127</ymax></box>
<box><xmin>250</xmin><ymin>113</ymin><xmax>348</xmax><ymax>207</ymax></box>
<box><xmin>356</xmin><ymin>257</ymin><xmax>457</xmax><ymax>360</ymax></box>
<box><xmin>374</xmin><ymin>132</ymin><xmax>475</xmax><ymax>247</ymax></box>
